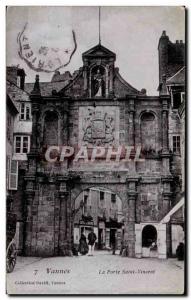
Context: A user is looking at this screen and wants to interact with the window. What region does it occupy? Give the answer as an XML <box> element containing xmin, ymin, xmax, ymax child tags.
<box><xmin>9</xmin><ymin>160</ymin><xmax>18</xmax><ymax>190</ymax></box>
<box><xmin>20</xmin><ymin>103</ymin><xmax>31</xmax><ymax>120</ymax></box>
<box><xmin>172</xmin><ymin>92</ymin><xmax>181</xmax><ymax>109</ymax></box>
<box><xmin>83</xmin><ymin>195</ymin><xmax>88</xmax><ymax>215</ymax></box>
<box><xmin>111</xmin><ymin>193</ymin><xmax>116</xmax><ymax>203</ymax></box>
<box><xmin>14</xmin><ymin>136</ymin><xmax>30</xmax><ymax>154</ymax></box>
<box><xmin>173</xmin><ymin>136</ymin><xmax>181</xmax><ymax>153</ymax></box>
<box><xmin>100</xmin><ymin>191</ymin><xmax>104</xmax><ymax>201</ymax></box>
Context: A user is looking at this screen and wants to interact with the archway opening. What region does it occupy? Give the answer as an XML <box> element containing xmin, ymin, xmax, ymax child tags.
<box><xmin>142</xmin><ymin>224</ymin><xmax>158</xmax><ymax>257</ymax></box>
<box><xmin>72</xmin><ymin>187</ymin><xmax>124</xmax><ymax>255</ymax></box>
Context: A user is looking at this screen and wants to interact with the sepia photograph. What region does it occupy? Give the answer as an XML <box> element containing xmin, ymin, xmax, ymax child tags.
<box><xmin>6</xmin><ymin>5</ymin><xmax>185</xmax><ymax>295</ymax></box>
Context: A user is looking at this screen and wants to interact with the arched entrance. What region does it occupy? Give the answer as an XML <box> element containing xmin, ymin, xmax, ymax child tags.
<box><xmin>72</xmin><ymin>187</ymin><xmax>124</xmax><ymax>255</ymax></box>
<box><xmin>142</xmin><ymin>225</ymin><xmax>158</xmax><ymax>258</ymax></box>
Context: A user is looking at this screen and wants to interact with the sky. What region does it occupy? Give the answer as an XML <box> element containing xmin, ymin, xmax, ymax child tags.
<box><xmin>6</xmin><ymin>6</ymin><xmax>185</xmax><ymax>95</ymax></box>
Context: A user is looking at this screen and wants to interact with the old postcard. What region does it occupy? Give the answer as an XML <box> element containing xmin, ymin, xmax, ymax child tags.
<box><xmin>6</xmin><ymin>6</ymin><xmax>185</xmax><ymax>294</ymax></box>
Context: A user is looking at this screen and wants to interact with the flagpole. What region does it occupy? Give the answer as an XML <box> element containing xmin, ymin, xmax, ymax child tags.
<box><xmin>99</xmin><ymin>6</ymin><xmax>101</xmax><ymax>45</ymax></box>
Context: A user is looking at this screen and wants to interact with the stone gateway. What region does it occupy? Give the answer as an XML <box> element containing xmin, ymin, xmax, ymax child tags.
<box><xmin>21</xmin><ymin>34</ymin><xmax>184</xmax><ymax>259</ymax></box>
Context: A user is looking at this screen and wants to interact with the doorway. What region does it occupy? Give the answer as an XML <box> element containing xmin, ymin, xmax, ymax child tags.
<box><xmin>98</xmin><ymin>228</ymin><xmax>103</xmax><ymax>249</ymax></box>
<box><xmin>142</xmin><ymin>225</ymin><xmax>157</xmax><ymax>257</ymax></box>
<box><xmin>110</xmin><ymin>229</ymin><xmax>117</xmax><ymax>248</ymax></box>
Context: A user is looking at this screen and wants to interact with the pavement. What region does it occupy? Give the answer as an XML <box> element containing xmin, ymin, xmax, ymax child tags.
<box><xmin>6</xmin><ymin>251</ymin><xmax>184</xmax><ymax>295</ymax></box>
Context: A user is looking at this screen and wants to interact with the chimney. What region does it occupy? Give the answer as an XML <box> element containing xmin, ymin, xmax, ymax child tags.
<box><xmin>158</xmin><ymin>30</ymin><xmax>169</xmax><ymax>87</ymax></box>
<box><xmin>6</xmin><ymin>66</ymin><xmax>26</xmax><ymax>90</ymax></box>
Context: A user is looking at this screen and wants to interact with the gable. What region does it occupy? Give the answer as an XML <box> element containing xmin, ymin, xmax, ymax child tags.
<box><xmin>59</xmin><ymin>71</ymin><xmax>87</xmax><ymax>98</ymax></box>
<box><xmin>114</xmin><ymin>70</ymin><xmax>140</xmax><ymax>97</ymax></box>
<box><xmin>82</xmin><ymin>44</ymin><xmax>116</xmax><ymax>59</ymax></box>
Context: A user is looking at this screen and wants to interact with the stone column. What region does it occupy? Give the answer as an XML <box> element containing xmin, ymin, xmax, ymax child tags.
<box><xmin>30</xmin><ymin>103</ymin><xmax>39</xmax><ymax>152</ymax></box>
<box><xmin>23</xmin><ymin>176</ymin><xmax>35</xmax><ymax>256</ymax></box>
<box><xmin>28</xmin><ymin>101</ymin><xmax>40</xmax><ymax>175</ymax></box>
<box><xmin>58</xmin><ymin>178</ymin><xmax>72</xmax><ymax>256</ymax></box>
<box><xmin>162</xmin><ymin>105</ymin><xmax>168</xmax><ymax>153</ymax></box>
<box><xmin>30</xmin><ymin>75</ymin><xmax>41</xmax><ymax>153</ymax></box>
<box><xmin>125</xmin><ymin>178</ymin><xmax>139</xmax><ymax>257</ymax></box>
<box><xmin>160</xmin><ymin>96</ymin><xmax>171</xmax><ymax>176</ymax></box>
<box><xmin>162</xmin><ymin>176</ymin><xmax>173</xmax><ymax>257</ymax></box>
<box><xmin>105</xmin><ymin>66</ymin><xmax>109</xmax><ymax>98</ymax></box>
<box><xmin>128</xmin><ymin>98</ymin><xmax>135</xmax><ymax>147</ymax></box>
<box><xmin>127</xmin><ymin>193</ymin><xmax>136</xmax><ymax>257</ymax></box>
<box><xmin>83</xmin><ymin>65</ymin><xmax>88</xmax><ymax>91</ymax></box>
<box><xmin>109</xmin><ymin>65</ymin><xmax>114</xmax><ymax>96</ymax></box>
<box><xmin>127</xmin><ymin>97</ymin><xmax>136</xmax><ymax>173</ymax></box>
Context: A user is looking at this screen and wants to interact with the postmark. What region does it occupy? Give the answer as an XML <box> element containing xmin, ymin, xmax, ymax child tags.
<box><xmin>17</xmin><ymin>23</ymin><xmax>77</xmax><ymax>73</ymax></box>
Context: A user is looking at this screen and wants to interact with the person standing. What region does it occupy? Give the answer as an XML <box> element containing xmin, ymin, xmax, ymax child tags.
<box><xmin>78</xmin><ymin>229</ymin><xmax>88</xmax><ymax>255</ymax></box>
<box><xmin>87</xmin><ymin>228</ymin><xmax>97</xmax><ymax>256</ymax></box>
<box><xmin>112</xmin><ymin>231</ymin><xmax>117</xmax><ymax>255</ymax></box>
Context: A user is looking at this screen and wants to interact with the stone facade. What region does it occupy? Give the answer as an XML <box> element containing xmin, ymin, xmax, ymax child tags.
<box><xmin>9</xmin><ymin>32</ymin><xmax>185</xmax><ymax>259</ymax></box>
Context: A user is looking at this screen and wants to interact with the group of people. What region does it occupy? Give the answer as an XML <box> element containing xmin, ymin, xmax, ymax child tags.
<box><xmin>78</xmin><ymin>228</ymin><xmax>117</xmax><ymax>256</ymax></box>
<box><xmin>78</xmin><ymin>228</ymin><xmax>97</xmax><ymax>256</ymax></box>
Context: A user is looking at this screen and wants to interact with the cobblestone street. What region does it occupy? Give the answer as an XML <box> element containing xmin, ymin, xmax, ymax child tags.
<box><xmin>6</xmin><ymin>251</ymin><xmax>184</xmax><ymax>295</ymax></box>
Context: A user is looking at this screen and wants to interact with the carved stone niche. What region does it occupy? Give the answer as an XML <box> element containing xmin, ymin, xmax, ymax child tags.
<box><xmin>90</xmin><ymin>65</ymin><xmax>106</xmax><ymax>98</ymax></box>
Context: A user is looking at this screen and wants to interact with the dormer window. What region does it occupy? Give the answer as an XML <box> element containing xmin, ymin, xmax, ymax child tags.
<box><xmin>172</xmin><ymin>92</ymin><xmax>182</xmax><ymax>109</ymax></box>
<box><xmin>20</xmin><ymin>103</ymin><xmax>31</xmax><ymax>120</ymax></box>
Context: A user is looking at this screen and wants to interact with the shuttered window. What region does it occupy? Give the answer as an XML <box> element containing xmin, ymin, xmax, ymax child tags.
<box><xmin>9</xmin><ymin>160</ymin><xmax>18</xmax><ymax>190</ymax></box>
<box><xmin>6</xmin><ymin>156</ymin><xmax>11</xmax><ymax>190</ymax></box>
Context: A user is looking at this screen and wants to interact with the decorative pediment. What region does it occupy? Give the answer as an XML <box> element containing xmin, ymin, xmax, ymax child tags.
<box><xmin>58</xmin><ymin>43</ymin><xmax>140</xmax><ymax>98</ymax></box>
<box><xmin>82</xmin><ymin>44</ymin><xmax>116</xmax><ymax>60</ymax></box>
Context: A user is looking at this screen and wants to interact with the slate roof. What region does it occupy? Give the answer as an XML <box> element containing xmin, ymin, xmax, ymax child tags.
<box><xmin>7</xmin><ymin>80</ymin><xmax>30</xmax><ymax>106</ymax></box>
<box><xmin>25</xmin><ymin>80</ymin><xmax>69</xmax><ymax>97</ymax></box>
<box><xmin>166</xmin><ymin>66</ymin><xmax>185</xmax><ymax>85</ymax></box>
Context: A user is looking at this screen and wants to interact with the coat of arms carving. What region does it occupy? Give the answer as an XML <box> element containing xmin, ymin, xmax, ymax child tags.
<box><xmin>82</xmin><ymin>108</ymin><xmax>115</xmax><ymax>145</ymax></box>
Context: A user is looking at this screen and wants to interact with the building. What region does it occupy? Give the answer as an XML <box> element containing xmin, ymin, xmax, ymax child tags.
<box><xmin>73</xmin><ymin>187</ymin><xmax>124</xmax><ymax>250</ymax></box>
<box><xmin>6</xmin><ymin>66</ymin><xmax>32</xmax><ymax>253</ymax></box>
<box><xmin>6</xmin><ymin>94</ymin><xmax>19</xmax><ymax>207</ymax></box>
<box><xmin>9</xmin><ymin>31</ymin><xmax>185</xmax><ymax>259</ymax></box>
<box><xmin>158</xmin><ymin>31</ymin><xmax>185</xmax><ymax>256</ymax></box>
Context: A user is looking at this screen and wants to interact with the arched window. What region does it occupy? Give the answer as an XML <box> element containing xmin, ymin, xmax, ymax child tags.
<box><xmin>43</xmin><ymin>111</ymin><xmax>58</xmax><ymax>146</ymax></box>
<box><xmin>91</xmin><ymin>66</ymin><xmax>106</xmax><ymax>97</ymax></box>
<box><xmin>141</xmin><ymin>112</ymin><xmax>156</xmax><ymax>151</ymax></box>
